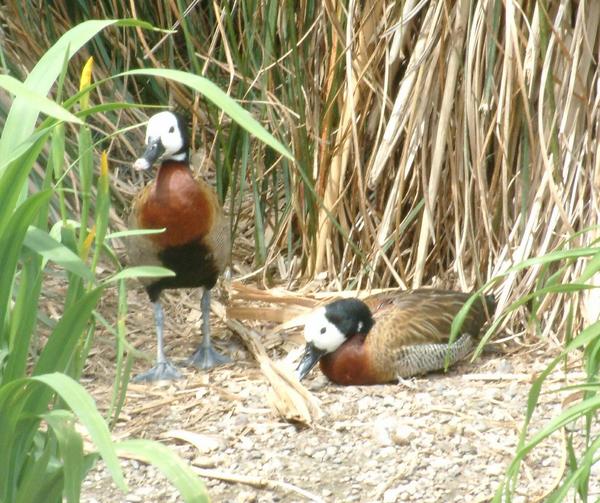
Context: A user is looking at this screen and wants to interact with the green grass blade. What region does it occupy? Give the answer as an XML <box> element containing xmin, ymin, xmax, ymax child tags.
<box><xmin>23</xmin><ymin>226</ymin><xmax>94</xmax><ymax>281</ymax></box>
<box><xmin>0</xmin><ymin>382</ymin><xmax>30</xmax><ymax>501</ymax></box>
<box><xmin>0</xmin><ymin>133</ymin><xmax>49</xmax><ymax>231</ymax></box>
<box><xmin>3</xmin><ymin>248</ymin><xmax>44</xmax><ymax>381</ymax></box>
<box><xmin>32</xmin><ymin>373</ymin><xmax>127</xmax><ymax>491</ymax></box>
<box><xmin>0</xmin><ymin>75</ymin><xmax>82</xmax><ymax>125</ymax></box>
<box><xmin>43</xmin><ymin>410</ymin><xmax>85</xmax><ymax>503</ymax></box>
<box><xmin>32</xmin><ymin>287</ymin><xmax>104</xmax><ymax>376</ymax></box>
<box><xmin>116</xmin><ymin>439</ymin><xmax>207</xmax><ymax>502</ymax></box>
<box><xmin>0</xmin><ymin>18</ymin><xmax>155</xmax><ymax>165</ymax></box>
<box><xmin>122</xmin><ymin>68</ymin><xmax>293</xmax><ymax>161</ymax></box>
<box><xmin>106</xmin><ymin>266</ymin><xmax>175</xmax><ymax>283</ymax></box>
<box><xmin>0</xmin><ymin>190</ymin><xmax>52</xmax><ymax>337</ymax></box>
<box><xmin>13</xmin><ymin>430</ymin><xmax>61</xmax><ymax>503</ymax></box>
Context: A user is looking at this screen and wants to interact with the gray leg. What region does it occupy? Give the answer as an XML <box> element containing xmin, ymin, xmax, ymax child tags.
<box><xmin>133</xmin><ymin>301</ymin><xmax>182</xmax><ymax>382</ymax></box>
<box><xmin>188</xmin><ymin>289</ymin><xmax>230</xmax><ymax>369</ymax></box>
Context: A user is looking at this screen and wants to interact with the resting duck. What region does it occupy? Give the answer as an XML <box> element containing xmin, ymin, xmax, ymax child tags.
<box><xmin>296</xmin><ymin>289</ymin><xmax>495</xmax><ymax>385</ymax></box>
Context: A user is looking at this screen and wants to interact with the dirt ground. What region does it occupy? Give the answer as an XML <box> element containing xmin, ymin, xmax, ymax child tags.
<box><xmin>80</xmin><ymin>285</ymin><xmax>598</xmax><ymax>503</ymax></box>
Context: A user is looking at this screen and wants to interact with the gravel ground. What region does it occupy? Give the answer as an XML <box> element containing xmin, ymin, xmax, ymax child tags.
<box><xmin>81</xmin><ymin>290</ymin><xmax>598</xmax><ymax>502</ymax></box>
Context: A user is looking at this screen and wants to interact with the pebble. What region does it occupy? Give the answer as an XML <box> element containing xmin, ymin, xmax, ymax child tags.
<box><xmin>383</xmin><ymin>487</ymin><xmax>401</xmax><ymax>502</ymax></box>
<box><xmin>192</xmin><ymin>455</ymin><xmax>217</xmax><ymax>468</ymax></box>
<box><xmin>414</xmin><ymin>392</ymin><xmax>431</xmax><ymax>405</ymax></box>
<box><xmin>357</xmin><ymin>396</ymin><xmax>374</xmax><ymax>411</ymax></box>
<box><xmin>398</xmin><ymin>480</ymin><xmax>418</xmax><ymax>495</ymax></box>
<box><xmin>83</xmin><ymin>351</ymin><xmax>584</xmax><ymax>503</ymax></box>
<box><xmin>486</xmin><ymin>462</ymin><xmax>506</xmax><ymax>476</ymax></box>
<box><xmin>378</xmin><ymin>446</ymin><xmax>396</xmax><ymax>459</ymax></box>
<box><xmin>430</xmin><ymin>457</ymin><xmax>452</xmax><ymax>470</ymax></box>
<box><xmin>392</xmin><ymin>424</ymin><xmax>417</xmax><ymax>445</ymax></box>
<box><xmin>382</xmin><ymin>395</ymin><xmax>397</xmax><ymax>407</ymax></box>
<box><xmin>194</xmin><ymin>434</ymin><xmax>225</xmax><ymax>453</ymax></box>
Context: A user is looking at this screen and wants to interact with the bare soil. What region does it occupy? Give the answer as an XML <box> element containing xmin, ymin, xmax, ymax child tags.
<box><xmin>80</xmin><ymin>285</ymin><xmax>597</xmax><ymax>503</ymax></box>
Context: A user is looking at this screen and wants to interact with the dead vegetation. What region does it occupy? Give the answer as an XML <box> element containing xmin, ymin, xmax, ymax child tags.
<box><xmin>2</xmin><ymin>0</ymin><xmax>600</xmax><ymax>501</ymax></box>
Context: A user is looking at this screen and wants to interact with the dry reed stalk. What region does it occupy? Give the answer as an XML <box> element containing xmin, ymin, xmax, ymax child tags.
<box><xmin>3</xmin><ymin>0</ymin><xmax>599</xmax><ymax>340</ymax></box>
<box><xmin>413</xmin><ymin>0</ymin><xmax>470</xmax><ymax>287</ymax></box>
<box><xmin>212</xmin><ymin>300</ymin><xmax>322</xmax><ymax>424</ymax></box>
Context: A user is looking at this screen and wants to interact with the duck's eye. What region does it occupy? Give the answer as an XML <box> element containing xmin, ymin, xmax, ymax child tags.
<box><xmin>169</xmin><ymin>126</ymin><xmax>175</xmax><ymax>133</ymax></box>
<box><xmin>320</xmin><ymin>327</ymin><xmax>326</xmax><ymax>334</ymax></box>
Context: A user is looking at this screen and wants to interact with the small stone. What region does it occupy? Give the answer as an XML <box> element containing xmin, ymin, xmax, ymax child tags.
<box><xmin>383</xmin><ymin>487</ymin><xmax>401</xmax><ymax>503</ymax></box>
<box><xmin>414</xmin><ymin>392</ymin><xmax>431</xmax><ymax>405</ymax></box>
<box><xmin>440</xmin><ymin>424</ymin><xmax>457</xmax><ymax>436</ymax></box>
<box><xmin>378</xmin><ymin>446</ymin><xmax>396</xmax><ymax>458</ymax></box>
<box><xmin>234</xmin><ymin>490</ymin><xmax>257</xmax><ymax>503</ymax></box>
<box><xmin>392</xmin><ymin>424</ymin><xmax>416</xmax><ymax>445</ymax></box>
<box><xmin>357</xmin><ymin>396</ymin><xmax>374</xmax><ymax>411</ymax></box>
<box><xmin>313</xmin><ymin>449</ymin><xmax>326</xmax><ymax>460</ymax></box>
<box><xmin>134</xmin><ymin>486</ymin><xmax>154</xmax><ymax>497</ymax></box>
<box><xmin>430</xmin><ymin>457</ymin><xmax>452</xmax><ymax>470</ymax></box>
<box><xmin>193</xmin><ymin>456</ymin><xmax>217</xmax><ymax>468</ymax></box>
<box><xmin>193</xmin><ymin>434</ymin><xmax>226</xmax><ymax>453</ymax></box>
<box><xmin>382</xmin><ymin>395</ymin><xmax>396</xmax><ymax>407</ymax></box>
<box><xmin>397</xmin><ymin>480</ymin><xmax>418</xmax><ymax>495</ymax></box>
<box><xmin>237</xmin><ymin>436</ymin><xmax>254</xmax><ymax>451</ymax></box>
<box><xmin>326</xmin><ymin>446</ymin><xmax>338</xmax><ymax>458</ymax></box>
<box><xmin>486</xmin><ymin>462</ymin><xmax>505</xmax><ymax>476</ymax></box>
<box><xmin>495</xmin><ymin>359</ymin><xmax>513</xmax><ymax>373</ymax></box>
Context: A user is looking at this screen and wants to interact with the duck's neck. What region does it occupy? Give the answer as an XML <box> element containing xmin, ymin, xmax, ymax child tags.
<box><xmin>156</xmin><ymin>160</ymin><xmax>192</xmax><ymax>181</ymax></box>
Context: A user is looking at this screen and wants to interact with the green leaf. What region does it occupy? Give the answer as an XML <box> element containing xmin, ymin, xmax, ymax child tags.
<box><xmin>23</xmin><ymin>226</ymin><xmax>94</xmax><ymax>282</ymax></box>
<box><xmin>123</xmin><ymin>68</ymin><xmax>293</xmax><ymax>161</ymax></box>
<box><xmin>106</xmin><ymin>266</ymin><xmax>175</xmax><ymax>283</ymax></box>
<box><xmin>0</xmin><ymin>382</ymin><xmax>32</xmax><ymax>501</ymax></box>
<box><xmin>116</xmin><ymin>439</ymin><xmax>208</xmax><ymax>503</ymax></box>
<box><xmin>106</xmin><ymin>228</ymin><xmax>166</xmax><ymax>239</ymax></box>
<box><xmin>0</xmin><ymin>18</ymin><xmax>156</xmax><ymax>169</ymax></box>
<box><xmin>0</xmin><ymin>133</ymin><xmax>49</xmax><ymax>232</ymax></box>
<box><xmin>577</xmin><ymin>248</ymin><xmax>600</xmax><ymax>283</ymax></box>
<box><xmin>0</xmin><ymin>75</ymin><xmax>83</xmax><ymax>125</ymax></box>
<box><xmin>0</xmin><ymin>191</ymin><xmax>52</xmax><ymax>335</ymax></box>
<box><xmin>32</xmin><ymin>373</ymin><xmax>127</xmax><ymax>491</ymax></box>
<box><xmin>13</xmin><ymin>429</ymin><xmax>62</xmax><ymax>503</ymax></box>
<box><xmin>43</xmin><ymin>410</ymin><xmax>85</xmax><ymax>503</ymax></box>
<box><xmin>33</xmin><ymin>288</ymin><xmax>104</xmax><ymax>376</ymax></box>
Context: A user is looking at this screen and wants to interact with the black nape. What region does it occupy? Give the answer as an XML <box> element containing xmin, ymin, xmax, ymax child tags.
<box><xmin>324</xmin><ymin>298</ymin><xmax>374</xmax><ymax>336</ymax></box>
<box><xmin>172</xmin><ymin>112</ymin><xmax>190</xmax><ymax>160</ymax></box>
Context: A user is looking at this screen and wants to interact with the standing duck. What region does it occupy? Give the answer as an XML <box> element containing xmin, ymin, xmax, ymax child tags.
<box><xmin>296</xmin><ymin>289</ymin><xmax>495</xmax><ymax>385</ymax></box>
<box><xmin>127</xmin><ymin>111</ymin><xmax>230</xmax><ymax>382</ymax></box>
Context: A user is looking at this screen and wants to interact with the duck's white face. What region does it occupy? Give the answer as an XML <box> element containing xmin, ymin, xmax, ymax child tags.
<box><xmin>296</xmin><ymin>298</ymin><xmax>374</xmax><ymax>380</ymax></box>
<box><xmin>133</xmin><ymin>111</ymin><xmax>187</xmax><ymax>170</ymax></box>
<box><xmin>303</xmin><ymin>307</ymin><xmax>346</xmax><ymax>353</ymax></box>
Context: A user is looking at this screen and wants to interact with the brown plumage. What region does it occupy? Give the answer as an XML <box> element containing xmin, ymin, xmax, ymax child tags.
<box><xmin>128</xmin><ymin>162</ymin><xmax>229</xmax><ymax>301</ymax></box>
<box><xmin>127</xmin><ymin>111</ymin><xmax>230</xmax><ymax>382</ymax></box>
<box><xmin>297</xmin><ymin>289</ymin><xmax>495</xmax><ymax>385</ymax></box>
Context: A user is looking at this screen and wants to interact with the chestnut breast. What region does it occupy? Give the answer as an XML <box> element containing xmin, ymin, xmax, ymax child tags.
<box><xmin>137</xmin><ymin>161</ymin><xmax>215</xmax><ymax>248</ymax></box>
<box><xmin>319</xmin><ymin>335</ymin><xmax>383</xmax><ymax>385</ymax></box>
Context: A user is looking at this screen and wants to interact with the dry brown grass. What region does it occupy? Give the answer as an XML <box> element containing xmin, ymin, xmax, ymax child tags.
<box><xmin>1</xmin><ymin>0</ymin><xmax>598</xmax><ymax>340</ymax></box>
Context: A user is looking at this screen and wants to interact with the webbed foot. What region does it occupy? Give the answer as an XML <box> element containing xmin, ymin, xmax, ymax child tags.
<box><xmin>188</xmin><ymin>344</ymin><xmax>230</xmax><ymax>370</ymax></box>
<box><xmin>132</xmin><ymin>360</ymin><xmax>183</xmax><ymax>382</ymax></box>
